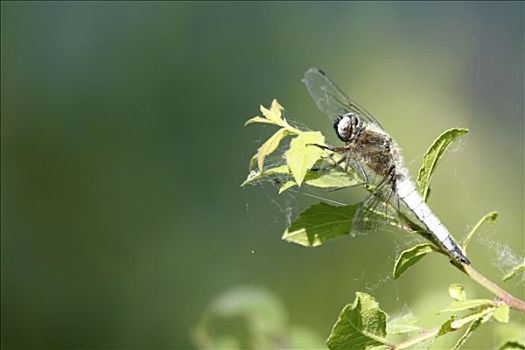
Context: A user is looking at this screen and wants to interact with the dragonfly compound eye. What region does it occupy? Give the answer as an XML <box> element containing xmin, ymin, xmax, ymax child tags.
<box><xmin>335</xmin><ymin>115</ymin><xmax>353</xmax><ymax>142</ymax></box>
<box><xmin>333</xmin><ymin>115</ymin><xmax>343</xmax><ymax>130</ymax></box>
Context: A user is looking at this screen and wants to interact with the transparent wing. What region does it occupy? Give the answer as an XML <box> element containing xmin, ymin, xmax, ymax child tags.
<box><xmin>352</xmin><ymin>182</ymin><xmax>400</xmax><ymax>235</ymax></box>
<box><xmin>303</xmin><ymin>68</ymin><xmax>383</xmax><ymax>129</ymax></box>
<box><xmin>352</xmin><ymin>180</ymin><xmax>431</xmax><ymax>238</ymax></box>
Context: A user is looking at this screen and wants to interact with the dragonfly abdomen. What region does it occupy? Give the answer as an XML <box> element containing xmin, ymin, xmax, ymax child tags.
<box><xmin>395</xmin><ymin>178</ymin><xmax>470</xmax><ymax>264</ymax></box>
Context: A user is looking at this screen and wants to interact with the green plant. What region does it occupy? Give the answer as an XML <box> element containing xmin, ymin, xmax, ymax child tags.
<box><xmin>241</xmin><ymin>100</ymin><xmax>525</xmax><ymax>349</ymax></box>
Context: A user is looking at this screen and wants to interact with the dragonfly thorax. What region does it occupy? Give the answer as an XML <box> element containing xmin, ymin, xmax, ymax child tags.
<box><xmin>334</xmin><ymin>112</ymin><xmax>360</xmax><ymax>142</ymax></box>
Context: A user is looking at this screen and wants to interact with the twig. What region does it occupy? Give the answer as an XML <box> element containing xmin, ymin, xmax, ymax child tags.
<box><xmin>392</xmin><ymin>308</ymin><xmax>494</xmax><ymax>349</ymax></box>
<box><xmin>462</xmin><ymin>263</ymin><xmax>525</xmax><ymax>312</ymax></box>
<box><xmin>401</xmin><ymin>214</ymin><xmax>525</xmax><ymax>313</ymax></box>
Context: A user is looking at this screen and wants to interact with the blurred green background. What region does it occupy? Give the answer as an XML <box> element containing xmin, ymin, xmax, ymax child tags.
<box><xmin>1</xmin><ymin>2</ymin><xmax>523</xmax><ymax>349</ymax></box>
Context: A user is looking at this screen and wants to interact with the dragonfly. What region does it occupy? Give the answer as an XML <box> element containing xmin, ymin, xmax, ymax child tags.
<box><xmin>303</xmin><ymin>67</ymin><xmax>470</xmax><ymax>264</ymax></box>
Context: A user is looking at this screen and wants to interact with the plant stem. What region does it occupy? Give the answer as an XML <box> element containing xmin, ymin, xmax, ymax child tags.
<box><xmin>392</xmin><ymin>328</ymin><xmax>438</xmax><ymax>350</ymax></box>
<box><xmin>413</xmin><ymin>222</ymin><xmax>525</xmax><ymax>312</ymax></box>
<box><xmin>392</xmin><ymin>308</ymin><xmax>494</xmax><ymax>349</ymax></box>
<box><xmin>462</xmin><ymin>263</ymin><xmax>525</xmax><ymax>312</ymax></box>
<box><xmin>391</xmin><ymin>253</ymin><xmax>524</xmax><ymax>349</ymax></box>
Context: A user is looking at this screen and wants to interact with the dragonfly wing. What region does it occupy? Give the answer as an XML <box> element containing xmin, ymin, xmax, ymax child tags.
<box><xmin>303</xmin><ymin>68</ymin><xmax>384</xmax><ymax>128</ymax></box>
<box><xmin>352</xmin><ymin>181</ymin><xmax>401</xmax><ymax>236</ymax></box>
<box><xmin>353</xmin><ymin>181</ymin><xmax>431</xmax><ymax>238</ymax></box>
<box><xmin>303</xmin><ymin>68</ymin><xmax>349</xmax><ymax>121</ymax></box>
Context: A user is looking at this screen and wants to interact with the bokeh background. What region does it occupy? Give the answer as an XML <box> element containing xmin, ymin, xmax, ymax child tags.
<box><xmin>2</xmin><ymin>2</ymin><xmax>524</xmax><ymax>349</ymax></box>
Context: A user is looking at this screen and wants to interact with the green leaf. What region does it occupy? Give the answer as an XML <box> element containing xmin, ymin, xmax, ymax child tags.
<box><xmin>242</xmin><ymin>161</ymin><xmax>361</xmax><ymax>191</ymax></box>
<box><xmin>419</xmin><ymin>316</ymin><xmax>457</xmax><ymax>349</ymax></box>
<box><xmin>285</xmin><ymin>131</ymin><xmax>325</xmax><ymax>185</ymax></box>
<box><xmin>303</xmin><ymin>167</ymin><xmax>362</xmax><ymax>189</ymax></box>
<box><xmin>241</xmin><ymin>169</ymin><xmax>263</xmax><ymax>187</ymax></box>
<box><xmin>278</xmin><ymin>181</ymin><xmax>297</xmax><ymax>194</ymax></box>
<box><xmin>503</xmin><ymin>261</ymin><xmax>525</xmax><ymax>282</ymax></box>
<box><xmin>449</xmin><ymin>283</ymin><xmax>467</xmax><ymax>301</ymax></box>
<box><xmin>416</xmin><ymin>128</ymin><xmax>468</xmax><ymax>201</ymax></box>
<box><xmin>393</xmin><ymin>243</ymin><xmax>437</xmax><ymax>279</ymax></box>
<box><xmin>263</xmin><ymin>164</ymin><xmax>290</xmax><ymax>175</ymax></box>
<box><xmin>327</xmin><ymin>292</ymin><xmax>389</xmax><ymax>350</ymax></box>
<box><xmin>452</xmin><ymin>317</ymin><xmax>483</xmax><ymax>350</ymax></box>
<box><xmin>499</xmin><ymin>341</ymin><xmax>525</xmax><ymax>350</ymax></box>
<box><xmin>245</xmin><ymin>100</ymin><xmax>286</xmax><ymax>127</ymax></box>
<box><xmin>438</xmin><ymin>316</ymin><xmax>457</xmax><ymax>336</ymax></box>
<box><xmin>257</xmin><ymin>128</ymin><xmax>288</xmax><ymax>170</ymax></box>
<box><xmin>244</xmin><ymin>116</ymin><xmax>280</xmax><ymax>126</ymax></box>
<box><xmin>462</xmin><ymin>211</ymin><xmax>498</xmax><ymax>253</ymax></box>
<box><xmin>493</xmin><ymin>304</ymin><xmax>510</xmax><ymax>323</ymax></box>
<box><xmin>240</xmin><ymin>165</ymin><xmax>290</xmax><ymax>187</ymax></box>
<box><xmin>282</xmin><ymin>203</ymin><xmax>358</xmax><ymax>247</ymax></box>
<box><xmin>260</xmin><ymin>99</ymin><xmax>285</xmax><ymax>125</ymax></box>
<box><xmin>248</xmin><ymin>153</ymin><xmax>258</xmax><ymax>170</ymax></box>
<box><xmin>245</xmin><ymin>100</ymin><xmax>303</xmax><ymax>134</ymax></box>
<box><xmin>438</xmin><ymin>299</ymin><xmax>494</xmax><ymax>314</ymax></box>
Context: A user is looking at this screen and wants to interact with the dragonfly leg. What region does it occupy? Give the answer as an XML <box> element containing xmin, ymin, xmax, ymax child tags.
<box><xmin>344</xmin><ymin>153</ymin><xmax>350</xmax><ymax>172</ymax></box>
<box><xmin>307</xmin><ymin>143</ymin><xmax>349</xmax><ymax>153</ymax></box>
<box><xmin>309</xmin><ymin>151</ymin><xmax>345</xmax><ymax>173</ymax></box>
<box><xmin>308</xmin><ymin>143</ymin><xmax>334</xmax><ymax>152</ymax></box>
<box><xmin>353</xmin><ymin>157</ymin><xmax>368</xmax><ymax>184</ymax></box>
<box><xmin>308</xmin><ymin>143</ymin><xmax>351</xmax><ymax>172</ymax></box>
<box><xmin>335</xmin><ymin>155</ymin><xmax>349</xmax><ymax>172</ymax></box>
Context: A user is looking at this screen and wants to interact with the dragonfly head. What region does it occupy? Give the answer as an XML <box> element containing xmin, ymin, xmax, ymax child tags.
<box><xmin>334</xmin><ymin>112</ymin><xmax>359</xmax><ymax>142</ymax></box>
